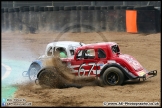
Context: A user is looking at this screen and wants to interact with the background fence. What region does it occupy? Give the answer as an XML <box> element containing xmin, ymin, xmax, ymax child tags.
<box><xmin>1</xmin><ymin>1</ymin><xmax>161</xmax><ymax>8</ymax></box>
<box><xmin>1</xmin><ymin>1</ymin><xmax>161</xmax><ymax>33</ymax></box>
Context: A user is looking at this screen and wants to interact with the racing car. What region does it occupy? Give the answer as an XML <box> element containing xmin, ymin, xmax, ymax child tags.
<box><xmin>36</xmin><ymin>42</ymin><xmax>157</xmax><ymax>86</ymax></box>
<box><xmin>22</xmin><ymin>41</ymin><xmax>85</xmax><ymax>81</ymax></box>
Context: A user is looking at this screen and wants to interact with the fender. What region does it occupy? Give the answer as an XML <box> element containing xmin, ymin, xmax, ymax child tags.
<box><xmin>100</xmin><ymin>63</ymin><xmax>138</xmax><ymax>80</ymax></box>
<box><xmin>37</xmin><ymin>66</ymin><xmax>55</xmax><ymax>79</ymax></box>
<box><xmin>27</xmin><ymin>60</ymin><xmax>43</xmax><ymax>73</ymax></box>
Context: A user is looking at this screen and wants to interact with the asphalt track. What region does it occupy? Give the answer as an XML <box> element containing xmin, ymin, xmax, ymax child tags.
<box><xmin>1</xmin><ymin>58</ymin><xmax>30</xmax><ymax>100</ymax></box>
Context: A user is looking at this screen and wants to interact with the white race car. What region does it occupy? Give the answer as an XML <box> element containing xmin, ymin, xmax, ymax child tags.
<box><xmin>22</xmin><ymin>41</ymin><xmax>85</xmax><ymax>81</ymax></box>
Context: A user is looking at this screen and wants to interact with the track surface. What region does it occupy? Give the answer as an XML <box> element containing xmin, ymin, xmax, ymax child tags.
<box><xmin>1</xmin><ymin>31</ymin><xmax>161</xmax><ymax>107</ymax></box>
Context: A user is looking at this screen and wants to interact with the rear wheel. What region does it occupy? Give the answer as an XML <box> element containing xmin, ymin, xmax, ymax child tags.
<box><xmin>102</xmin><ymin>67</ymin><xmax>125</xmax><ymax>85</ymax></box>
<box><xmin>37</xmin><ymin>67</ymin><xmax>83</xmax><ymax>88</ymax></box>
<box><xmin>38</xmin><ymin>67</ymin><xmax>58</xmax><ymax>88</ymax></box>
<box><xmin>28</xmin><ymin>63</ymin><xmax>41</xmax><ymax>81</ymax></box>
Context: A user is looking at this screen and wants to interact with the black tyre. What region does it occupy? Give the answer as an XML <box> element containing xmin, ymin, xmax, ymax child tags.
<box><xmin>38</xmin><ymin>67</ymin><xmax>57</xmax><ymax>88</ymax></box>
<box><xmin>127</xmin><ymin>7</ymin><xmax>134</xmax><ymax>10</ymax></box>
<box><xmin>107</xmin><ymin>6</ymin><xmax>114</xmax><ymax>10</ymax></box>
<box><xmin>19</xmin><ymin>6</ymin><xmax>24</xmax><ymax>12</ymax></box>
<box><xmin>101</xmin><ymin>6</ymin><xmax>107</xmax><ymax>10</ymax></box>
<box><xmin>44</xmin><ymin>7</ymin><xmax>48</xmax><ymax>11</ymax></box>
<box><xmin>39</xmin><ymin>7</ymin><xmax>44</xmax><ymax>11</ymax></box>
<box><xmin>59</xmin><ymin>6</ymin><xmax>64</xmax><ymax>11</ymax></box>
<box><xmin>134</xmin><ymin>6</ymin><xmax>147</xmax><ymax>10</ymax></box>
<box><xmin>23</xmin><ymin>7</ymin><xmax>29</xmax><ymax>12</ymax></box>
<box><xmin>102</xmin><ymin>67</ymin><xmax>125</xmax><ymax>85</ymax></box>
<box><xmin>81</xmin><ymin>6</ymin><xmax>88</xmax><ymax>10</ymax></box>
<box><xmin>29</xmin><ymin>7</ymin><xmax>34</xmax><ymax>11</ymax></box>
<box><xmin>114</xmin><ymin>6</ymin><xmax>121</xmax><ymax>10</ymax></box>
<box><xmin>64</xmin><ymin>6</ymin><xmax>71</xmax><ymax>11</ymax></box>
<box><xmin>2</xmin><ymin>8</ymin><xmax>4</xmax><ymax>13</ymax></box>
<box><xmin>88</xmin><ymin>6</ymin><xmax>95</xmax><ymax>10</ymax></box>
<box><xmin>34</xmin><ymin>6</ymin><xmax>39</xmax><ymax>12</ymax></box>
<box><xmin>120</xmin><ymin>6</ymin><xmax>127</xmax><ymax>10</ymax></box>
<box><xmin>28</xmin><ymin>63</ymin><xmax>41</xmax><ymax>81</ymax></box>
<box><xmin>53</xmin><ymin>6</ymin><xmax>59</xmax><ymax>11</ymax></box>
<box><xmin>71</xmin><ymin>6</ymin><xmax>76</xmax><ymax>10</ymax></box>
<box><xmin>14</xmin><ymin>7</ymin><xmax>19</xmax><ymax>12</ymax></box>
<box><xmin>37</xmin><ymin>67</ymin><xmax>83</xmax><ymax>89</ymax></box>
<box><xmin>76</xmin><ymin>6</ymin><xmax>81</xmax><ymax>10</ymax></box>
<box><xmin>8</xmin><ymin>8</ymin><xmax>14</xmax><ymax>13</ymax></box>
<box><xmin>147</xmin><ymin>5</ymin><xmax>154</xmax><ymax>10</ymax></box>
<box><xmin>48</xmin><ymin>7</ymin><xmax>53</xmax><ymax>11</ymax></box>
<box><xmin>4</xmin><ymin>8</ymin><xmax>8</xmax><ymax>12</ymax></box>
<box><xmin>95</xmin><ymin>6</ymin><xmax>101</xmax><ymax>10</ymax></box>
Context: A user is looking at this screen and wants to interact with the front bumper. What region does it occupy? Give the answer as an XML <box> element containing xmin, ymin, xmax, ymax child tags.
<box><xmin>22</xmin><ymin>71</ymin><xmax>29</xmax><ymax>77</ymax></box>
<box><xmin>138</xmin><ymin>70</ymin><xmax>157</xmax><ymax>81</ymax></box>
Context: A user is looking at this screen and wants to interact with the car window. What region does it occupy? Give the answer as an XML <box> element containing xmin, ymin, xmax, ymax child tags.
<box><xmin>111</xmin><ymin>45</ymin><xmax>120</xmax><ymax>54</ymax></box>
<box><xmin>98</xmin><ymin>49</ymin><xmax>106</xmax><ymax>58</ymax></box>
<box><xmin>77</xmin><ymin>49</ymin><xmax>95</xmax><ymax>59</ymax></box>
<box><xmin>70</xmin><ymin>50</ymin><xmax>74</xmax><ymax>55</ymax></box>
<box><xmin>47</xmin><ymin>47</ymin><xmax>53</xmax><ymax>56</ymax></box>
<box><xmin>83</xmin><ymin>49</ymin><xmax>95</xmax><ymax>59</ymax></box>
<box><xmin>56</xmin><ymin>47</ymin><xmax>67</xmax><ymax>58</ymax></box>
<box><xmin>77</xmin><ymin>50</ymin><xmax>83</xmax><ymax>58</ymax></box>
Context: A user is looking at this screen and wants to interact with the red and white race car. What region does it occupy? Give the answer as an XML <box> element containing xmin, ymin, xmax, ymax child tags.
<box><xmin>22</xmin><ymin>41</ymin><xmax>85</xmax><ymax>81</ymax></box>
<box><xmin>36</xmin><ymin>42</ymin><xmax>157</xmax><ymax>86</ymax></box>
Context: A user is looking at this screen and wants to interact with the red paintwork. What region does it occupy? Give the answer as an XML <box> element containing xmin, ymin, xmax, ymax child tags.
<box><xmin>61</xmin><ymin>42</ymin><xmax>145</xmax><ymax>77</ymax></box>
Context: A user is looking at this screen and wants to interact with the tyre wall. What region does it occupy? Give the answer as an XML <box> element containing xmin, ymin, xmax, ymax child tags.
<box><xmin>1</xmin><ymin>5</ymin><xmax>161</xmax><ymax>33</ymax></box>
<box><xmin>126</xmin><ymin>6</ymin><xmax>160</xmax><ymax>33</ymax></box>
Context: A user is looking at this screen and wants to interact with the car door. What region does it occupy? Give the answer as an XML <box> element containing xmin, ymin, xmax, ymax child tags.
<box><xmin>70</xmin><ymin>48</ymin><xmax>98</xmax><ymax>77</ymax></box>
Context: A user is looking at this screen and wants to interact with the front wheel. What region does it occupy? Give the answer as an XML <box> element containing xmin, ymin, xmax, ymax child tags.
<box><xmin>28</xmin><ymin>63</ymin><xmax>41</xmax><ymax>81</ymax></box>
<box><xmin>102</xmin><ymin>67</ymin><xmax>125</xmax><ymax>86</ymax></box>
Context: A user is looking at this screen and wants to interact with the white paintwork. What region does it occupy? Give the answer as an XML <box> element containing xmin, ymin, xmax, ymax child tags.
<box><xmin>38</xmin><ymin>41</ymin><xmax>85</xmax><ymax>59</ymax></box>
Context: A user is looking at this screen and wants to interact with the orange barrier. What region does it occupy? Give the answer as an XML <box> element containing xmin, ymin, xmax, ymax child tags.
<box><xmin>126</xmin><ymin>10</ymin><xmax>137</xmax><ymax>33</ymax></box>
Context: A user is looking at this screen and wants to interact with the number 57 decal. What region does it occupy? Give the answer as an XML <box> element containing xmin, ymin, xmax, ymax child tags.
<box><xmin>78</xmin><ymin>63</ymin><xmax>96</xmax><ymax>76</ymax></box>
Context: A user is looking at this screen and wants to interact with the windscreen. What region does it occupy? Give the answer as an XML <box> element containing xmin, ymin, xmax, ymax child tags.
<box><xmin>111</xmin><ymin>45</ymin><xmax>120</xmax><ymax>54</ymax></box>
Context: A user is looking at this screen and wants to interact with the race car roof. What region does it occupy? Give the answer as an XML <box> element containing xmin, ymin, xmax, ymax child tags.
<box><xmin>47</xmin><ymin>41</ymin><xmax>85</xmax><ymax>49</ymax></box>
<box><xmin>77</xmin><ymin>42</ymin><xmax>117</xmax><ymax>49</ymax></box>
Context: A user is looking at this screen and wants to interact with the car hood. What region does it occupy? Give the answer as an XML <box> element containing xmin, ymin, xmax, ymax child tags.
<box><xmin>119</xmin><ymin>54</ymin><xmax>143</xmax><ymax>71</ymax></box>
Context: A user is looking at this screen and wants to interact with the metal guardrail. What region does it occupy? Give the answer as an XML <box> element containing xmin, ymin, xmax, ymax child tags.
<box><xmin>1</xmin><ymin>1</ymin><xmax>161</xmax><ymax>8</ymax></box>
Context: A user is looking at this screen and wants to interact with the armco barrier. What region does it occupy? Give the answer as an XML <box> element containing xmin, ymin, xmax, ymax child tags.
<box><xmin>52</xmin><ymin>7</ymin><xmax>59</xmax><ymax>32</ymax></box>
<box><xmin>8</xmin><ymin>8</ymin><xmax>15</xmax><ymax>31</ymax></box>
<box><xmin>88</xmin><ymin>6</ymin><xmax>95</xmax><ymax>32</ymax></box>
<box><xmin>94</xmin><ymin>6</ymin><xmax>101</xmax><ymax>32</ymax></box>
<box><xmin>1</xmin><ymin>8</ymin><xmax>4</xmax><ymax>31</ymax></box>
<box><xmin>80</xmin><ymin>6</ymin><xmax>89</xmax><ymax>32</ymax></box>
<box><xmin>62</xmin><ymin>6</ymin><xmax>71</xmax><ymax>32</ymax></box>
<box><xmin>117</xmin><ymin>9</ymin><xmax>126</xmax><ymax>32</ymax></box>
<box><xmin>22</xmin><ymin>7</ymin><xmax>30</xmax><ymax>33</ymax></box>
<box><xmin>106</xmin><ymin>10</ymin><xmax>117</xmax><ymax>31</ymax></box>
<box><xmin>155</xmin><ymin>9</ymin><xmax>161</xmax><ymax>32</ymax></box>
<box><xmin>70</xmin><ymin>6</ymin><xmax>79</xmax><ymax>33</ymax></box>
<box><xmin>4</xmin><ymin>8</ymin><xmax>9</xmax><ymax>31</ymax></box>
<box><xmin>100</xmin><ymin>9</ymin><xmax>107</xmax><ymax>32</ymax></box>
<box><xmin>75</xmin><ymin>6</ymin><xmax>81</xmax><ymax>32</ymax></box>
<box><xmin>29</xmin><ymin>7</ymin><xmax>38</xmax><ymax>33</ymax></box>
<box><xmin>137</xmin><ymin>10</ymin><xmax>156</xmax><ymax>33</ymax></box>
<box><xmin>46</xmin><ymin>7</ymin><xmax>53</xmax><ymax>32</ymax></box>
<box><xmin>14</xmin><ymin>8</ymin><xmax>20</xmax><ymax>31</ymax></box>
<box><xmin>58</xmin><ymin>7</ymin><xmax>68</xmax><ymax>33</ymax></box>
<box><xmin>43</xmin><ymin>7</ymin><xmax>49</xmax><ymax>31</ymax></box>
<box><xmin>126</xmin><ymin>6</ymin><xmax>159</xmax><ymax>33</ymax></box>
<box><xmin>1</xmin><ymin>5</ymin><xmax>160</xmax><ymax>33</ymax></box>
<box><xmin>38</xmin><ymin>7</ymin><xmax>45</xmax><ymax>32</ymax></box>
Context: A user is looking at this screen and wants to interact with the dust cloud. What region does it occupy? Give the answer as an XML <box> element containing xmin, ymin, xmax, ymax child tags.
<box><xmin>36</xmin><ymin>56</ymin><xmax>104</xmax><ymax>89</ymax></box>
